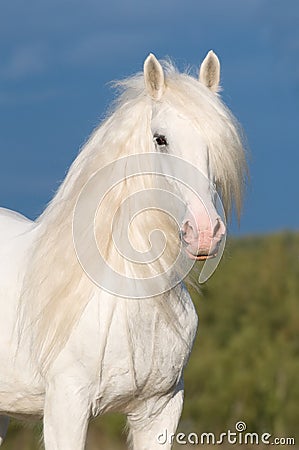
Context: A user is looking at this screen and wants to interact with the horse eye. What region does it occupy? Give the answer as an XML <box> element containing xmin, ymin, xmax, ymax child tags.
<box><xmin>154</xmin><ymin>134</ymin><xmax>168</xmax><ymax>147</ymax></box>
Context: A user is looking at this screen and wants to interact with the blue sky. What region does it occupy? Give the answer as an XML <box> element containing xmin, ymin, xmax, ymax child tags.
<box><xmin>0</xmin><ymin>0</ymin><xmax>298</xmax><ymax>235</ymax></box>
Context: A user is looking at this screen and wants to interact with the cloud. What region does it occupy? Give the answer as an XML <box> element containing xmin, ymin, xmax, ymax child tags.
<box><xmin>0</xmin><ymin>43</ymin><xmax>47</xmax><ymax>80</ymax></box>
<box><xmin>0</xmin><ymin>0</ymin><xmax>269</xmax><ymax>85</ymax></box>
<box><xmin>0</xmin><ymin>87</ymin><xmax>59</xmax><ymax>106</ymax></box>
<box><xmin>66</xmin><ymin>29</ymin><xmax>158</xmax><ymax>68</ymax></box>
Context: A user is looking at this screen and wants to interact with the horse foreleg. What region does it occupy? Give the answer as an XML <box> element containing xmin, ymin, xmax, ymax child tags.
<box><xmin>43</xmin><ymin>378</ymin><xmax>91</xmax><ymax>450</ymax></box>
<box><xmin>127</xmin><ymin>384</ymin><xmax>184</xmax><ymax>450</ymax></box>
<box><xmin>0</xmin><ymin>415</ymin><xmax>9</xmax><ymax>446</ymax></box>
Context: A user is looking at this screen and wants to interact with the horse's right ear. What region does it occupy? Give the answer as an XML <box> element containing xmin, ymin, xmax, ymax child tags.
<box><xmin>144</xmin><ymin>53</ymin><xmax>165</xmax><ymax>100</ymax></box>
<box><xmin>199</xmin><ymin>50</ymin><xmax>221</xmax><ymax>93</ymax></box>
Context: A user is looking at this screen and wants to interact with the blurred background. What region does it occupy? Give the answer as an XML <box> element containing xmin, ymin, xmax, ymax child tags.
<box><xmin>0</xmin><ymin>0</ymin><xmax>298</xmax><ymax>448</ymax></box>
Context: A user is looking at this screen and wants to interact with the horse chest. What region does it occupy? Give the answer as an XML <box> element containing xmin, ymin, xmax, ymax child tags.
<box><xmin>49</xmin><ymin>287</ymin><xmax>198</xmax><ymax>417</ymax></box>
<box><xmin>89</xmin><ymin>289</ymin><xmax>198</xmax><ymax>414</ymax></box>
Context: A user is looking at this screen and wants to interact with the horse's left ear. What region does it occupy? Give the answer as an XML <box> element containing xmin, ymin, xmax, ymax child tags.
<box><xmin>199</xmin><ymin>50</ymin><xmax>221</xmax><ymax>93</ymax></box>
<box><xmin>144</xmin><ymin>53</ymin><xmax>165</xmax><ymax>100</ymax></box>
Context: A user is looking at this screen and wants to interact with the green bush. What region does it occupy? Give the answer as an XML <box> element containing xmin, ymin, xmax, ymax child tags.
<box><xmin>183</xmin><ymin>232</ymin><xmax>299</xmax><ymax>440</ymax></box>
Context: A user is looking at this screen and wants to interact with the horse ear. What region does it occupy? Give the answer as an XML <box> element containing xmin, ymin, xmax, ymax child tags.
<box><xmin>144</xmin><ymin>53</ymin><xmax>165</xmax><ymax>100</ymax></box>
<box><xmin>199</xmin><ymin>50</ymin><xmax>221</xmax><ymax>93</ymax></box>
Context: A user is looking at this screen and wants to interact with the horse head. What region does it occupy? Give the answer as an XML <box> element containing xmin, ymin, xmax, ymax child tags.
<box><xmin>144</xmin><ymin>52</ymin><xmax>228</xmax><ymax>262</ymax></box>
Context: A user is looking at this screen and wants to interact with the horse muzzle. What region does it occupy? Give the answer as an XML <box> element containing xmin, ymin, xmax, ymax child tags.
<box><xmin>180</xmin><ymin>215</ymin><xmax>226</xmax><ymax>261</ymax></box>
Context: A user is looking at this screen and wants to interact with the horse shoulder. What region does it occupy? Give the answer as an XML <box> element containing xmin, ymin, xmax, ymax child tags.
<box><xmin>0</xmin><ymin>208</ymin><xmax>34</xmax><ymax>242</ymax></box>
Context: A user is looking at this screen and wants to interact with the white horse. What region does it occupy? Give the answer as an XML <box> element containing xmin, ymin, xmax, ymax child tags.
<box><xmin>0</xmin><ymin>51</ymin><xmax>246</xmax><ymax>449</ymax></box>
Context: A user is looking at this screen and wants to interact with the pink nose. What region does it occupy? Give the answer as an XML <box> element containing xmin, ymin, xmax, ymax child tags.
<box><xmin>181</xmin><ymin>217</ymin><xmax>226</xmax><ymax>260</ymax></box>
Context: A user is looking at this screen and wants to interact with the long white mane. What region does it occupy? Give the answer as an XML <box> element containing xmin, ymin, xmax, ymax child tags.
<box><xmin>19</xmin><ymin>61</ymin><xmax>247</xmax><ymax>369</ymax></box>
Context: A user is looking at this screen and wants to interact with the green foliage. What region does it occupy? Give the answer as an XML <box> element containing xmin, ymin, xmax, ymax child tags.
<box><xmin>183</xmin><ymin>231</ymin><xmax>299</xmax><ymax>440</ymax></box>
<box><xmin>2</xmin><ymin>232</ymin><xmax>299</xmax><ymax>448</ymax></box>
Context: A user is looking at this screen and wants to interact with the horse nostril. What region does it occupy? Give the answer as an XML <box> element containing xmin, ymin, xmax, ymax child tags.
<box><xmin>180</xmin><ymin>221</ymin><xmax>196</xmax><ymax>244</ymax></box>
<box><xmin>179</xmin><ymin>228</ymin><xmax>188</xmax><ymax>244</ymax></box>
<box><xmin>213</xmin><ymin>219</ymin><xmax>220</xmax><ymax>237</ymax></box>
<box><xmin>212</xmin><ymin>218</ymin><xmax>226</xmax><ymax>238</ymax></box>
